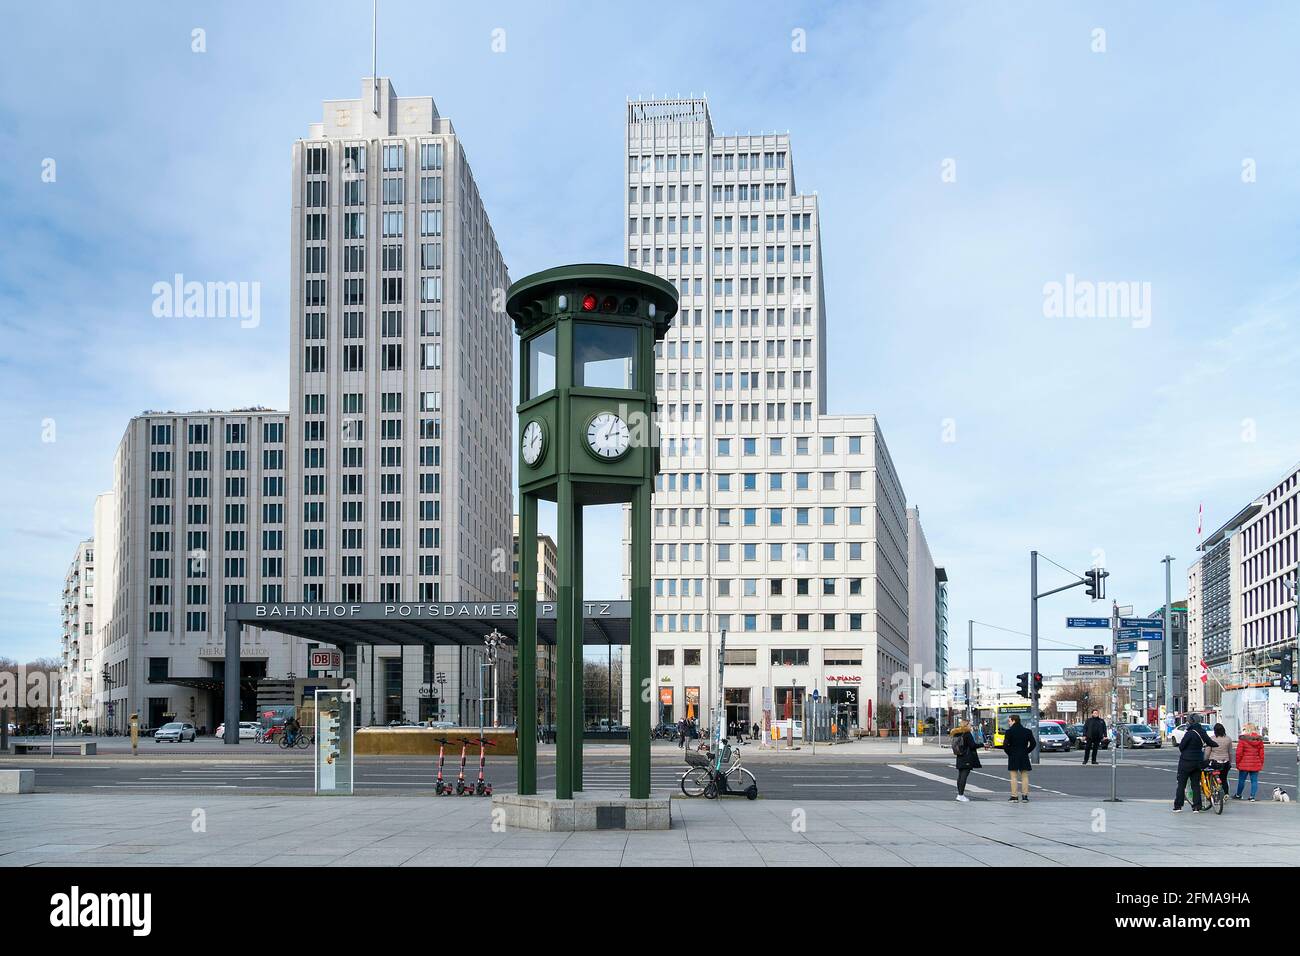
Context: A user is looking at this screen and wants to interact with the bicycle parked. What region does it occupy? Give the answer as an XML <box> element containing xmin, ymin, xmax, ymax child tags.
<box><xmin>680</xmin><ymin>740</ymin><xmax>758</xmax><ymax>800</ymax></box>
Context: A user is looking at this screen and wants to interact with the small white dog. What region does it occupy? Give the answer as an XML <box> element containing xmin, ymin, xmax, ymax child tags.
<box><xmin>1272</xmin><ymin>787</ymin><xmax>1291</xmax><ymax>802</ymax></box>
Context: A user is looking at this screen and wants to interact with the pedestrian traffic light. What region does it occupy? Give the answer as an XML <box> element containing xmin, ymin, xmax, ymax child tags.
<box><xmin>1016</xmin><ymin>673</ymin><xmax>1030</xmax><ymax>698</ymax></box>
<box><xmin>1084</xmin><ymin>568</ymin><xmax>1108</xmax><ymax>600</ymax></box>
<box><xmin>1267</xmin><ymin>647</ymin><xmax>1294</xmax><ymax>689</ymax></box>
<box><xmin>1033</xmin><ymin>672</ymin><xmax>1043</xmax><ymax>692</ymax></box>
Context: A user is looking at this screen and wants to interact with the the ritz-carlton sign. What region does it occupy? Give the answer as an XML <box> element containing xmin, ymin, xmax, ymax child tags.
<box><xmin>237</xmin><ymin>601</ymin><xmax>628</xmax><ymax>620</ymax></box>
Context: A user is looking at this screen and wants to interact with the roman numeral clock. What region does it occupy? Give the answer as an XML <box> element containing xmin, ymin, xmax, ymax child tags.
<box><xmin>507</xmin><ymin>264</ymin><xmax>677</xmax><ymax>801</ymax></box>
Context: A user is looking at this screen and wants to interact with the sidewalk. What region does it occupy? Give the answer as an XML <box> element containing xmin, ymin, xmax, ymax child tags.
<box><xmin>3</xmin><ymin>792</ymin><xmax>1296</xmax><ymax>867</ymax></box>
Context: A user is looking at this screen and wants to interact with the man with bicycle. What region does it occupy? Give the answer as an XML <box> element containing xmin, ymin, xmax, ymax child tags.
<box><xmin>284</xmin><ymin>714</ymin><xmax>301</xmax><ymax>749</ymax></box>
<box><xmin>1173</xmin><ymin>714</ymin><xmax>1219</xmax><ymax>813</ymax></box>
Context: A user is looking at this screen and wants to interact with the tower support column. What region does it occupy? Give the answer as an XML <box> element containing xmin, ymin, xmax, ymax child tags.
<box><xmin>630</xmin><ymin>482</ymin><xmax>651</xmax><ymax>798</ymax></box>
<box><xmin>555</xmin><ymin>479</ymin><xmax>577</xmax><ymax>799</ymax></box>
<box><xmin>571</xmin><ymin>504</ymin><xmax>584</xmax><ymax>792</ymax></box>
<box><xmin>517</xmin><ymin>493</ymin><xmax>538</xmax><ymax>794</ymax></box>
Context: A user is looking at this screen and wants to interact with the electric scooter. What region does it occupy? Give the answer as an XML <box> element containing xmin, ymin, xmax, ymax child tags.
<box><xmin>433</xmin><ymin>736</ymin><xmax>452</xmax><ymax>795</ymax></box>
<box><xmin>471</xmin><ymin>736</ymin><xmax>495</xmax><ymax>796</ymax></box>
<box><xmin>454</xmin><ymin>737</ymin><xmax>471</xmax><ymax>795</ymax></box>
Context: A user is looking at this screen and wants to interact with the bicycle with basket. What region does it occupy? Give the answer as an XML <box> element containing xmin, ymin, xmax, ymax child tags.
<box><xmin>680</xmin><ymin>740</ymin><xmax>758</xmax><ymax>800</ymax></box>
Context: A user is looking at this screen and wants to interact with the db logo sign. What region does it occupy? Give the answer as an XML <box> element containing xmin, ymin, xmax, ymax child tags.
<box><xmin>311</xmin><ymin>650</ymin><xmax>341</xmax><ymax>670</ymax></box>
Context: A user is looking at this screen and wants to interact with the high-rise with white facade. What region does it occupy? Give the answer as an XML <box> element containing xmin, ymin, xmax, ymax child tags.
<box><xmin>58</xmin><ymin>539</ymin><xmax>95</xmax><ymax>726</ymax></box>
<box><xmin>907</xmin><ymin>508</ymin><xmax>936</xmax><ymax>680</ymax></box>
<box><xmin>286</xmin><ymin>78</ymin><xmax>512</xmax><ymax>724</ymax></box>
<box><xmin>97</xmin><ymin>410</ymin><xmax>288</xmax><ymax>731</ymax></box>
<box><xmin>625</xmin><ymin>99</ymin><xmax>909</xmax><ymax>734</ymax></box>
<box><xmin>1187</xmin><ymin>460</ymin><xmax>1300</xmax><ymax>713</ymax></box>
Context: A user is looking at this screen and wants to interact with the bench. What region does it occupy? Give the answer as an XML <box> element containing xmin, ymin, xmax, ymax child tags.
<box><xmin>0</xmin><ymin>770</ymin><xmax>35</xmax><ymax>794</ymax></box>
<box><xmin>10</xmin><ymin>741</ymin><xmax>96</xmax><ymax>756</ymax></box>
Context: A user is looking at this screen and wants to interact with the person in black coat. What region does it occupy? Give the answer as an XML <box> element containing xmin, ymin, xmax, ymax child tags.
<box><xmin>1001</xmin><ymin>715</ymin><xmax>1037</xmax><ymax>802</ymax></box>
<box><xmin>950</xmin><ymin>722</ymin><xmax>982</xmax><ymax>801</ymax></box>
<box><xmin>1173</xmin><ymin>715</ymin><xmax>1217</xmax><ymax>812</ymax></box>
<box><xmin>1082</xmin><ymin>710</ymin><xmax>1107</xmax><ymax>765</ymax></box>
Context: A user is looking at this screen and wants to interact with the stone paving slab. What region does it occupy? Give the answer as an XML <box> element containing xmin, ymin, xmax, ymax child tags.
<box><xmin>3</xmin><ymin>792</ymin><xmax>1299</xmax><ymax>867</ymax></box>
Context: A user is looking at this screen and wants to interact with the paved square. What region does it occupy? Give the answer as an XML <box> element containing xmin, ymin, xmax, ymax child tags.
<box><xmin>2</xmin><ymin>793</ymin><xmax>1297</xmax><ymax>867</ymax></box>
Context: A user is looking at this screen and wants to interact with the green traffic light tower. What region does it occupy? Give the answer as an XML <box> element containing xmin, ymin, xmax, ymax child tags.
<box><xmin>507</xmin><ymin>264</ymin><xmax>677</xmax><ymax>800</ymax></box>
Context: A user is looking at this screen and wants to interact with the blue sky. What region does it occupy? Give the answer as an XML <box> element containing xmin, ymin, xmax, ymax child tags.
<box><xmin>3</xmin><ymin>1</ymin><xmax>1299</xmax><ymax>680</ymax></box>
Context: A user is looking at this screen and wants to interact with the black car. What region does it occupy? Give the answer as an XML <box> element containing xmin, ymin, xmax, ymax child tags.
<box><xmin>1070</xmin><ymin>723</ymin><xmax>1110</xmax><ymax>749</ymax></box>
<box><xmin>652</xmin><ymin>721</ymin><xmax>679</xmax><ymax>740</ymax></box>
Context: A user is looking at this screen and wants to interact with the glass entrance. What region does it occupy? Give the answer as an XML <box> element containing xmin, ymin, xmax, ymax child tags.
<box><xmin>725</xmin><ymin>687</ymin><xmax>751</xmax><ymax>737</ymax></box>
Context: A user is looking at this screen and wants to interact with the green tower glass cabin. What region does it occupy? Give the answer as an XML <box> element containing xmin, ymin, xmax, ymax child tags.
<box><xmin>507</xmin><ymin>264</ymin><xmax>677</xmax><ymax>800</ymax></box>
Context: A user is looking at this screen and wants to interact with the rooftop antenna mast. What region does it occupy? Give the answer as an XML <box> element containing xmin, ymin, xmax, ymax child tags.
<box><xmin>371</xmin><ymin>0</ymin><xmax>380</xmax><ymax>116</ymax></box>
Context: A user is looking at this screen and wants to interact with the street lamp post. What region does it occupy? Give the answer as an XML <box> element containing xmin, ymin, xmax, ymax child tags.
<box><xmin>1161</xmin><ymin>555</ymin><xmax>1174</xmax><ymax>727</ymax></box>
<box><xmin>101</xmin><ymin>666</ymin><xmax>114</xmax><ymax>736</ymax></box>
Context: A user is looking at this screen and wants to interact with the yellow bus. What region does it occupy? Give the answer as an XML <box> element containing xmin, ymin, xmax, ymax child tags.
<box><xmin>993</xmin><ymin>703</ymin><xmax>1032</xmax><ymax>748</ymax></box>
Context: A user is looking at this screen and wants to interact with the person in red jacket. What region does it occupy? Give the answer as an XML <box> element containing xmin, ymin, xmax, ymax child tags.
<box><xmin>1234</xmin><ymin>723</ymin><xmax>1265</xmax><ymax>801</ymax></box>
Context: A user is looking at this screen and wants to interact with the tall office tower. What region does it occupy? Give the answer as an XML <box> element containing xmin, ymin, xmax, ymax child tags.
<box><xmin>99</xmin><ymin>410</ymin><xmax>288</xmax><ymax>732</ymax></box>
<box><xmin>625</xmin><ymin>99</ymin><xmax>909</xmax><ymax>736</ymax></box>
<box><xmin>1187</xmin><ymin>461</ymin><xmax>1300</xmax><ymax>716</ymax></box>
<box><xmin>287</xmin><ymin>79</ymin><xmax>512</xmax><ymax>724</ymax></box>
<box><xmin>1188</xmin><ymin>506</ymin><xmax>1250</xmax><ymax>712</ymax></box>
<box><xmin>935</xmin><ymin>566</ymin><xmax>949</xmax><ymax>689</ymax></box>
<box><xmin>58</xmin><ymin>538</ymin><xmax>95</xmax><ymax>726</ymax></box>
<box><xmin>906</xmin><ymin>507</ymin><xmax>937</xmax><ymax>686</ymax></box>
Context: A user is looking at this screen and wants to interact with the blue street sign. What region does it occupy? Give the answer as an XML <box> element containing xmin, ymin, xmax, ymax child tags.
<box><xmin>1118</xmin><ymin>628</ymin><xmax>1141</xmax><ymax>640</ymax></box>
<box><xmin>1078</xmin><ymin>654</ymin><xmax>1112</xmax><ymax>666</ymax></box>
<box><xmin>1120</xmin><ymin>617</ymin><xmax>1162</xmax><ymax>629</ymax></box>
<box><xmin>811</xmin><ymin>689</ymin><xmax>820</xmax><ymax>702</ymax></box>
<box><xmin>1140</xmin><ymin>629</ymin><xmax>1164</xmax><ymax>641</ymax></box>
<box><xmin>1116</xmin><ymin>640</ymin><xmax>1139</xmax><ymax>654</ymax></box>
<box><xmin>1067</xmin><ymin>617</ymin><xmax>1110</xmax><ymax>628</ymax></box>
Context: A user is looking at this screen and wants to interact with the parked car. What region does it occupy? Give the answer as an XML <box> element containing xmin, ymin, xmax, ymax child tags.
<box><xmin>1048</xmin><ymin>720</ymin><xmax>1078</xmax><ymax>748</ymax></box>
<box><xmin>1037</xmin><ymin>722</ymin><xmax>1071</xmax><ymax>752</ymax></box>
<box><xmin>153</xmin><ymin>721</ymin><xmax>197</xmax><ymax>743</ymax></box>
<box><xmin>418</xmin><ymin>720</ymin><xmax>457</xmax><ymax>729</ymax></box>
<box><xmin>1171</xmin><ymin>721</ymin><xmax>1213</xmax><ymax>746</ymax></box>
<box><xmin>213</xmin><ymin>721</ymin><xmax>260</xmax><ymax>740</ymax></box>
<box><xmin>1119</xmin><ymin>723</ymin><xmax>1162</xmax><ymax>748</ymax></box>
<box><xmin>1067</xmin><ymin>722</ymin><xmax>1111</xmax><ymax>749</ymax></box>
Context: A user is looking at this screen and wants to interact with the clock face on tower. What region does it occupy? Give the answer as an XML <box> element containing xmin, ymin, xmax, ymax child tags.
<box><xmin>586</xmin><ymin>412</ymin><xmax>631</xmax><ymax>461</ymax></box>
<box><xmin>521</xmin><ymin>420</ymin><xmax>545</xmax><ymax>466</ymax></box>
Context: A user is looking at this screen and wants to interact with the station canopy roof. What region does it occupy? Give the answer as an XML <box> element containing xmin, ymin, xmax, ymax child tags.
<box><xmin>226</xmin><ymin>601</ymin><xmax>632</xmax><ymax>648</ymax></box>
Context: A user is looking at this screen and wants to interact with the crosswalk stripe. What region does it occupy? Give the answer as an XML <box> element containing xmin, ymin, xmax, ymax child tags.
<box><xmin>889</xmin><ymin>764</ymin><xmax>993</xmax><ymax>794</ymax></box>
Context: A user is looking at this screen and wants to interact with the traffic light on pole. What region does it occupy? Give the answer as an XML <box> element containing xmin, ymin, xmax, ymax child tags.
<box><xmin>1267</xmin><ymin>647</ymin><xmax>1294</xmax><ymax>689</ymax></box>
<box><xmin>1016</xmin><ymin>673</ymin><xmax>1030</xmax><ymax>698</ymax></box>
<box><xmin>1033</xmin><ymin>673</ymin><xmax>1043</xmax><ymax>693</ymax></box>
<box><xmin>1084</xmin><ymin>568</ymin><xmax>1108</xmax><ymax>600</ymax></box>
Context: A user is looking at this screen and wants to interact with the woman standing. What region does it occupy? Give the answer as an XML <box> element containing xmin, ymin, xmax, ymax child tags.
<box><xmin>1234</xmin><ymin>723</ymin><xmax>1265</xmax><ymax>801</ymax></box>
<box><xmin>950</xmin><ymin>720</ymin><xmax>982</xmax><ymax>802</ymax></box>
